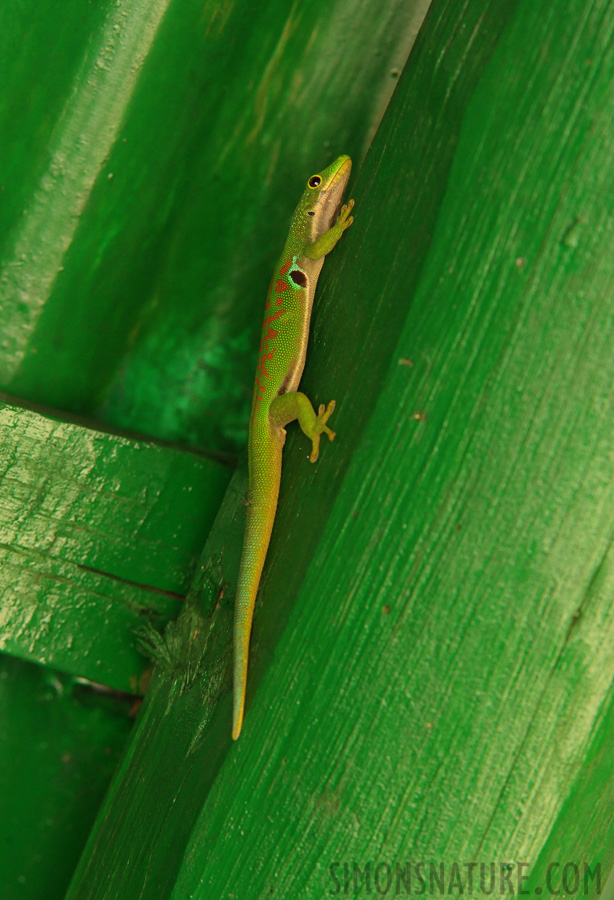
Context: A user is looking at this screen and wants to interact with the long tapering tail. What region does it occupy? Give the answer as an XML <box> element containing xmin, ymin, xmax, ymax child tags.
<box><xmin>233</xmin><ymin>432</ymin><xmax>282</xmax><ymax>739</ymax></box>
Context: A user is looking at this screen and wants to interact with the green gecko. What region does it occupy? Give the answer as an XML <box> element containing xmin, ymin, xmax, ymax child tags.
<box><xmin>233</xmin><ymin>155</ymin><xmax>354</xmax><ymax>739</ymax></box>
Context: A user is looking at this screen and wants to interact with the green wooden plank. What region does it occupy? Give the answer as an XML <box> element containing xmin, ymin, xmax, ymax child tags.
<box><xmin>0</xmin><ymin>0</ymin><xmax>429</xmax><ymax>454</ymax></box>
<box><xmin>0</xmin><ymin>398</ymin><xmax>231</xmax><ymax>691</ymax></box>
<box><xmin>0</xmin><ymin>655</ymin><xmax>134</xmax><ymax>900</ymax></box>
<box><xmin>525</xmin><ymin>684</ymin><xmax>614</xmax><ymax>898</ymax></box>
<box><xmin>67</xmin><ymin>0</ymin><xmax>614</xmax><ymax>896</ymax></box>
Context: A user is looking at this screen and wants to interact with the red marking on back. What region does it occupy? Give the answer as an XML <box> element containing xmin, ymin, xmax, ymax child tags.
<box><xmin>259</xmin><ymin>351</ymin><xmax>274</xmax><ymax>378</ymax></box>
<box><xmin>254</xmin><ymin>376</ymin><xmax>265</xmax><ymax>404</ymax></box>
<box><xmin>276</xmin><ymin>296</ymin><xmax>284</xmax><ymax>306</ymax></box>
<box><xmin>253</xmin><ymin>305</ymin><xmax>286</xmax><ymax>404</ymax></box>
<box><xmin>275</xmin><ymin>279</ymin><xmax>289</xmax><ymax>293</ymax></box>
<box><xmin>263</xmin><ymin>309</ymin><xmax>285</xmax><ymax>328</ymax></box>
<box><xmin>279</xmin><ymin>259</ymin><xmax>291</xmax><ymax>276</ymax></box>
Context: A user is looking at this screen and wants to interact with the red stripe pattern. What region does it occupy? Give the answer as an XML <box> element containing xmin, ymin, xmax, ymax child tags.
<box><xmin>253</xmin><ymin>257</ymin><xmax>298</xmax><ymax>408</ymax></box>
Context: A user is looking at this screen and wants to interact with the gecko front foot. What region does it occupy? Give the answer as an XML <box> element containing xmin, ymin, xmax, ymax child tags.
<box><xmin>305</xmin><ymin>199</ymin><xmax>355</xmax><ymax>260</ymax></box>
<box><xmin>309</xmin><ymin>400</ymin><xmax>336</xmax><ymax>463</ymax></box>
<box><xmin>336</xmin><ymin>198</ymin><xmax>354</xmax><ymax>232</ymax></box>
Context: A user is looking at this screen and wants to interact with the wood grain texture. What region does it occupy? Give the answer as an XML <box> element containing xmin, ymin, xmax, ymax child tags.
<box><xmin>0</xmin><ymin>656</ymin><xmax>135</xmax><ymax>900</ymax></box>
<box><xmin>68</xmin><ymin>0</ymin><xmax>614</xmax><ymax>895</ymax></box>
<box><xmin>0</xmin><ymin>399</ymin><xmax>231</xmax><ymax>691</ymax></box>
<box><xmin>0</xmin><ymin>0</ymin><xmax>428</xmax><ymax>454</ymax></box>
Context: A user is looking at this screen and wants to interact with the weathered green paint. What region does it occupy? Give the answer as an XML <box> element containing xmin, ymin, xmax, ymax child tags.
<box><xmin>0</xmin><ymin>0</ymin><xmax>431</xmax><ymax>895</ymax></box>
<box><xmin>0</xmin><ymin>0</ymin><xmax>428</xmax><ymax>453</ymax></box>
<box><xmin>0</xmin><ymin>655</ymin><xmax>134</xmax><ymax>900</ymax></box>
<box><xmin>66</xmin><ymin>0</ymin><xmax>614</xmax><ymax>897</ymax></box>
<box><xmin>0</xmin><ymin>399</ymin><xmax>231</xmax><ymax>691</ymax></box>
<box><xmin>525</xmin><ymin>684</ymin><xmax>614</xmax><ymax>896</ymax></box>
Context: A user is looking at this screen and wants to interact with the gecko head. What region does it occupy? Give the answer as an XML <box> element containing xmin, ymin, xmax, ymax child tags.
<box><xmin>295</xmin><ymin>155</ymin><xmax>352</xmax><ymax>239</ymax></box>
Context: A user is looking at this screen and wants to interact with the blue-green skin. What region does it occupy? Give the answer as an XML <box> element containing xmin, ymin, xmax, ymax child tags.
<box><xmin>233</xmin><ymin>155</ymin><xmax>354</xmax><ymax>739</ymax></box>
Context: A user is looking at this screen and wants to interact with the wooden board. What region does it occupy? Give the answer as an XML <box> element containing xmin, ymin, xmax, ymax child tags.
<box><xmin>67</xmin><ymin>0</ymin><xmax>614</xmax><ymax>895</ymax></box>
<box><xmin>0</xmin><ymin>398</ymin><xmax>231</xmax><ymax>691</ymax></box>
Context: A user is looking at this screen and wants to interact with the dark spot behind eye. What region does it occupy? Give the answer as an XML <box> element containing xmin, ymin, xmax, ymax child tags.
<box><xmin>307</xmin><ymin>210</ymin><xmax>315</xmax><ymax>216</ymax></box>
<box><xmin>290</xmin><ymin>270</ymin><xmax>307</xmax><ymax>288</ymax></box>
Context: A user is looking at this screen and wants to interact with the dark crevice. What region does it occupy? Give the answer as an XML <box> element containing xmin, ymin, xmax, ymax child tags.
<box><xmin>74</xmin><ymin>561</ymin><xmax>185</xmax><ymax>602</ymax></box>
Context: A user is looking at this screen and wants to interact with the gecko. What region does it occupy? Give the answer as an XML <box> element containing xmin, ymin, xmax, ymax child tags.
<box><xmin>233</xmin><ymin>155</ymin><xmax>354</xmax><ymax>739</ymax></box>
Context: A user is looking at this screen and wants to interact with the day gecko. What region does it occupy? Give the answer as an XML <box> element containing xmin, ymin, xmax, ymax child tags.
<box><xmin>233</xmin><ymin>155</ymin><xmax>354</xmax><ymax>739</ymax></box>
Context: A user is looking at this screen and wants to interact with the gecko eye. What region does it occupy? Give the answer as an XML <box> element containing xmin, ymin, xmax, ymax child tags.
<box><xmin>308</xmin><ymin>175</ymin><xmax>322</xmax><ymax>188</ymax></box>
<box><xmin>307</xmin><ymin>210</ymin><xmax>315</xmax><ymax>216</ymax></box>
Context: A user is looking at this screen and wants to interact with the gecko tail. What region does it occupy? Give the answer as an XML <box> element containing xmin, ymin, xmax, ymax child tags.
<box><xmin>232</xmin><ymin>433</ymin><xmax>282</xmax><ymax>740</ymax></box>
<box><xmin>232</xmin><ymin>501</ymin><xmax>274</xmax><ymax>741</ymax></box>
<box><xmin>232</xmin><ymin>713</ymin><xmax>243</xmax><ymax>742</ymax></box>
<box><xmin>232</xmin><ymin>526</ymin><xmax>267</xmax><ymax>741</ymax></box>
<box><xmin>232</xmin><ymin>623</ymin><xmax>249</xmax><ymax>739</ymax></box>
